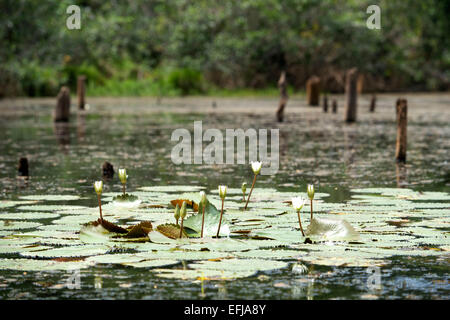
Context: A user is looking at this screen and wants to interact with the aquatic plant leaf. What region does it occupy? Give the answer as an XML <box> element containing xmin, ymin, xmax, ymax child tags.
<box><xmin>152</xmin><ymin>268</ymin><xmax>254</xmax><ymax>280</ymax></box>
<box><xmin>156</xmin><ymin>223</ymin><xmax>187</xmax><ymax>239</ymax></box>
<box><xmin>170</xmin><ymin>199</ymin><xmax>199</xmax><ymax>212</ymax></box>
<box><xmin>0</xmin><ymin>212</ymin><xmax>59</xmax><ymax>220</ymax></box>
<box><xmin>86</xmin><ymin>253</ymin><xmax>145</xmax><ymax>265</ymax></box>
<box><xmin>17</xmin><ymin>205</ymin><xmax>87</xmax><ymax>212</ymax></box>
<box><xmin>182</xmin><ymin>201</ymin><xmax>229</xmax><ymax>237</ymax></box>
<box><xmin>122</xmin><ymin>259</ymin><xmax>179</xmax><ymax>268</ymax></box>
<box><xmin>19</xmin><ymin>195</ymin><xmax>81</xmax><ymax>201</ymax></box>
<box><xmin>20</xmin><ymin>244</ymin><xmax>109</xmax><ymax>258</ymax></box>
<box><xmin>305</xmin><ymin>217</ymin><xmax>359</xmax><ymax>241</ymax></box>
<box><xmin>0</xmin><ymin>220</ymin><xmax>41</xmax><ymax>230</ymax></box>
<box><xmin>124</xmin><ymin>221</ymin><xmax>153</xmax><ymax>238</ymax></box>
<box><xmin>188</xmin><ymin>258</ymin><xmax>289</xmax><ymax>274</ymax></box>
<box><xmin>139</xmin><ymin>186</ymin><xmax>204</xmax><ymax>192</ymax></box>
<box><xmin>235</xmin><ymin>249</ymin><xmax>305</xmax><ymax>260</ymax></box>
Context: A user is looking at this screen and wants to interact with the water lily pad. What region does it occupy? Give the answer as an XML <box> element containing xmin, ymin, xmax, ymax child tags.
<box><xmin>306</xmin><ymin>217</ymin><xmax>360</xmax><ymax>241</ymax></box>
<box><xmin>0</xmin><ymin>212</ymin><xmax>59</xmax><ymax>220</ymax></box>
<box><xmin>20</xmin><ymin>244</ymin><xmax>109</xmax><ymax>258</ymax></box>
<box><xmin>0</xmin><ymin>220</ymin><xmax>42</xmax><ymax>230</ymax></box>
<box><xmin>123</xmin><ymin>259</ymin><xmax>179</xmax><ymax>268</ymax></box>
<box><xmin>152</xmin><ymin>268</ymin><xmax>254</xmax><ymax>280</ymax></box>
<box><xmin>19</xmin><ymin>195</ymin><xmax>81</xmax><ymax>201</ymax></box>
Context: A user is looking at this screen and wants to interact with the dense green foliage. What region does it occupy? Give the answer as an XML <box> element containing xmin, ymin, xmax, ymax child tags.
<box><xmin>1</xmin><ymin>0</ymin><xmax>449</xmax><ymax>97</ymax></box>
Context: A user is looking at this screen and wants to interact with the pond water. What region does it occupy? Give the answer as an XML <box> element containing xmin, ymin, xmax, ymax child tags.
<box><xmin>0</xmin><ymin>94</ymin><xmax>448</xmax><ymax>299</ymax></box>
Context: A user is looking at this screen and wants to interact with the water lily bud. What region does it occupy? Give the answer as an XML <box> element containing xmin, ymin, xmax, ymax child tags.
<box><xmin>307</xmin><ymin>184</ymin><xmax>315</xmax><ymax>200</ymax></box>
<box><xmin>94</xmin><ymin>181</ymin><xmax>103</xmax><ymax>195</ymax></box>
<box><xmin>251</xmin><ymin>161</ymin><xmax>262</xmax><ymax>175</ymax></box>
<box><xmin>180</xmin><ymin>201</ymin><xmax>187</xmax><ymax>218</ymax></box>
<box><xmin>200</xmin><ymin>191</ymin><xmax>207</xmax><ymax>205</ymax></box>
<box><xmin>218</xmin><ymin>185</ymin><xmax>227</xmax><ymax>199</ymax></box>
<box><xmin>241</xmin><ymin>182</ymin><xmax>247</xmax><ymax>194</ymax></box>
<box><xmin>118</xmin><ymin>168</ymin><xmax>127</xmax><ymax>184</ymax></box>
<box><xmin>292</xmin><ymin>197</ymin><xmax>306</xmax><ymax>211</ymax></box>
<box><xmin>174</xmin><ymin>204</ymin><xmax>180</xmax><ymax>221</ymax></box>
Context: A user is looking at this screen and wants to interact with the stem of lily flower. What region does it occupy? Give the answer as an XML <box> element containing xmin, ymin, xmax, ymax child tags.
<box><xmin>297</xmin><ymin>210</ymin><xmax>305</xmax><ymax>236</ymax></box>
<box><xmin>97</xmin><ymin>194</ymin><xmax>103</xmax><ymax>222</ymax></box>
<box><xmin>179</xmin><ymin>217</ymin><xmax>184</xmax><ymax>238</ymax></box>
<box><xmin>201</xmin><ymin>204</ymin><xmax>206</xmax><ymax>238</ymax></box>
<box><xmin>310</xmin><ymin>199</ymin><xmax>313</xmax><ymax>220</ymax></box>
<box><xmin>122</xmin><ymin>184</ymin><xmax>126</xmax><ymax>196</ymax></box>
<box><xmin>244</xmin><ymin>174</ymin><xmax>257</xmax><ymax>210</ymax></box>
<box><xmin>216</xmin><ymin>198</ymin><xmax>224</xmax><ymax>238</ymax></box>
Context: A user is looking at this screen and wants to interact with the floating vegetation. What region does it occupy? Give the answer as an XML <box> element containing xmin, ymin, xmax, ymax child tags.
<box><xmin>0</xmin><ymin>186</ymin><xmax>448</xmax><ymax>281</ymax></box>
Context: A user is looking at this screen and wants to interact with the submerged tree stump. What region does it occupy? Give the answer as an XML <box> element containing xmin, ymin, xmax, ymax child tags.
<box><xmin>370</xmin><ymin>95</ymin><xmax>377</xmax><ymax>112</ymax></box>
<box><xmin>344</xmin><ymin>68</ymin><xmax>358</xmax><ymax>123</ymax></box>
<box><xmin>54</xmin><ymin>86</ymin><xmax>71</xmax><ymax>122</ymax></box>
<box><xmin>322</xmin><ymin>95</ymin><xmax>328</xmax><ymax>113</ymax></box>
<box><xmin>306</xmin><ymin>76</ymin><xmax>320</xmax><ymax>106</ymax></box>
<box><xmin>18</xmin><ymin>157</ymin><xmax>29</xmax><ymax>177</ymax></box>
<box><xmin>77</xmin><ymin>75</ymin><xmax>86</xmax><ymax>110</ymax></box>
<box><xmin>276</xmin><ymin>71</ymin><xmax>288</xmax><ymax>122</ymax></box>
<box><xmin>102</xmin><ymin>161</ymin><xmax>115</xmax><ymax>179</ymax></box>
<box><xmin>332</xmin><ymin>99</ymin><xmax>338</xmax><ymax>113</ymax></box>
<box><xmin>395</xmin><ymin>99</ymin><xmax>408</xmax><ymax>162</ymax></box>
<box><xmin>357</xmin><ymin>74</ymin><xmax>364</xmax><ymax>94</ymax></box>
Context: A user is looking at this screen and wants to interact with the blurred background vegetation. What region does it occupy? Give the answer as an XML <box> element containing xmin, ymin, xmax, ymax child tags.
<box><xmin>0</xmin><ymin>0</ymin><xmax>449</xmax><ymax>98</ymax></box>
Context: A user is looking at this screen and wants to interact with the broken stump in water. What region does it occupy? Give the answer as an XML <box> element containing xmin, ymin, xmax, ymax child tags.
<box><xmin>276</xmin><ymin>71</ymin><xmax>288</xmax><ymax>122</ymax></box>
<box><xmin>344</xmin><ymin>68</ymin><xmax>358</xmax><ymax>123</ymax></box>
<box><xmin>395</xmin><ymin>99</ymin><xmax>408</xmax><ymax>163</ymax></box>
<box><xmin>102</xmin><ymin>161</ymin><xmax>115</xmax><ymax>179</ymax></box>
<box><xmin>77</xmin><ymin>75</ymin><xmax>86</xmax><ymax>110</ymax></box>
<box><xmin>306</xmin><ymin>76</ymin><xmax>320</xmax><ymax>106</ymax></box>
<box><xmin>18</xmin><ymin>157</ymin><xmax>29</xmax><ymax>177</ymax></box>
<box><xmin>357</xmin><ymin>74</ymin><xmax>364</xmax><ymax>94</ymax></box>
<box><xmin>332</xmin><ymin>99</ymin><xmax>338</xmax><ymax>113</ymax></box>
<box><xmin>322</xmin><ymin>95</ymin><xmax>328</xmax><ymax>113</ymax></box>
<box><xmin>369</xmin><ymin>95</ymin><xmax>376</xmax><ymax>112</ymax></box>
<box><xmin>54</xmin><ymin>86</ymin><xmax>71</xmax><ymax>122</ymax></box>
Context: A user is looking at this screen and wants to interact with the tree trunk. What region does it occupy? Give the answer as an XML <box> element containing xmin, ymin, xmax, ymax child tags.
<box><xmin>395</xmin><ymin>99</ymin><xmax>408</xmax><ymax>162</ymax></box>
<box><xmin>344</xmin><ymin>68</ymin><xmax>358</xmax><ymax>123</ymax></box>
<box><xmin>369</xmin><ymin>95</ymin><xmax>376</xmax><ymax>112</ymax></box>
<box><xmin>54</xmin><ymin>86</ymin><xmax>71</xmax><ymax>122</ymax></box>
<box><xmin>306</xmin><ymin>76</ymin><xmax>320</xmax><ymax>106</ymax></box>
<box><xmin>77</xmin><ymin>75</ymin><xmax>86</xmax><ymax>110</ymax></box>
<box><xmin>276</xmin><ymin>71</ymin><xmax>288</xmax><ymax>122</ymax></box>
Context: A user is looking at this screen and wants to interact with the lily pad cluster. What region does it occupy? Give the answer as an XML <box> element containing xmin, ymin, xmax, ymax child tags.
<box><xmin>0</xmin><ymin>187</ymin><xmax>448</xmax><ymax>280</ymax></box>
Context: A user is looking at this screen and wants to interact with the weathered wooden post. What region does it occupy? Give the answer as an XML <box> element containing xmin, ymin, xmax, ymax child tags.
<box><xmin>332</xmin><ymin>99</ymin><xmax>338</xmax><ymax>113</ymax></box>
<box><xmin>395</xmin><ymin>99</ymin><xmax>408</xmax><ymax>162</ymax></box>
<box><xmin>54</xmin><ymin>86</ymin><xmax>71</xmax><ymax>122</ymax></box>
<box><xmin>276</xmin><ymin>71</ymin><xmax>288</xmax><ymax>122</ymax></box>
<box><xmin>18</xmin><ymin>157</ymin><xmax>29</xmax><ymax>177</ymax></box>
<box><xmin>306</xmin><ymin>76</ymin><xmax>320</xmax><ymax>106</ymax></box>
<box><xmin>77</xmin><ymin>75</ymin><xmax>86</xmax><ymax>110</ymax></box>
<box><xmin>357</xmin><ymin>74</ymin><xmax>364</xmax><ymax>94</ymax></box>
<box><xmin>322</xmin><ymin>95</ymin><xmax>328</xmax><ymax>113</ymax></box>
<box><xmin>369</xmin><ymin>95</ymin><xmax>376</xmax><ymax>112</ymax></box>
<box><xmin>102</xmin><ymin>161</ymin><xmax>115</xmax><ymax>179</ymax></box>
<box><xmin>344</xmin><ymin>68</ymin><xmax>358</xmax><ymax>123</ymax></box>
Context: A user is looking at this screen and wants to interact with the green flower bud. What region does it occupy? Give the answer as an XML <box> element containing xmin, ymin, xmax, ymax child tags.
<box><xmin>180</xmin><ymin>201</ymin><xmax>187</xmax><ymax>218</ymax></box>
<box><xmin>118</xmin><ymin>168</ymin><xmax>127</xmax><ymax>185</ymax></box>
<box><xmin>174</xmin><ymin>204</ymin><xmax>180</xmax><ymax>221</ymax></box>
<box><xmin>218</xmin><ymin>185</ymin><xmax>227</xmax><ymax>199</ymax></box>
<box><xmin>241</xmin><ymin>182</ymin><xmax>247</xmax><ymax>194</ymax></box>
<box><xmin>307</xmin><ymin>184</ymin><xmax>315</xmax><ymax>200</ymax></box>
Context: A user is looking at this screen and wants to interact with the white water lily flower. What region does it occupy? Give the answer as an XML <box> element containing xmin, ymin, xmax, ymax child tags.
<box><xmin>292</xmin><ymin>197</ymin><xmax>306</xmax><ymax>211</ymax></box>
<box><xmin>251</xmin><ymin>161</ymin><xmax>262</xmax><ymax>175</ymax></box>
<box><xmin>118</xmin><ymin>168</ymin><xmax>128</xmax><ymax>184</ymax></box>
<box><xmin>94</xmin><ymin>181</ymin><xmax>103</xmax><ymax>195</ymax></box>
<box><xmin>218</xmin><ymin>185</ymin><xmax>227</xmax><ymax>199</ymax></box>
<box><xmin>307</xmin><ymin>184</ymin><xmax>315</xmax><ymax>200</ymax></box>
